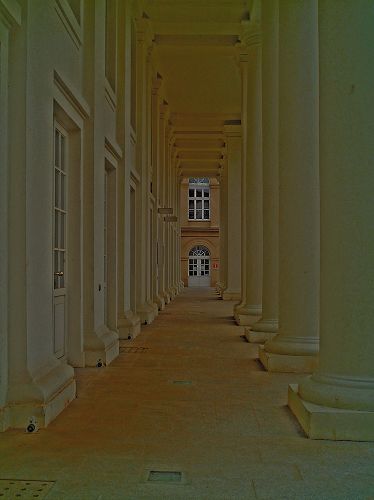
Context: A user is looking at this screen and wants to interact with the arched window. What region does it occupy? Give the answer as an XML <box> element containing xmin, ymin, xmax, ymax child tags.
<box><xmin>188</xmin><ymin>245</ymin><xmax>210</xmax><ymax>280</ymax></box>
<box><xmin>189</xmin><ymin>245</ymin><xmax>210</xmax><ymax>257</ymax></box>
<box><xmin>188</xmin><ymin>178</ymin><xmax>210</xmax><ymax>220</ymax></box>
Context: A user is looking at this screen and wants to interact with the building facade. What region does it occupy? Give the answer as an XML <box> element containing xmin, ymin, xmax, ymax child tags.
<box><xmin>0</xmin><ymin>0</ymin><xmax>373</xmax><ymax>442</ymax></box>
<box><xmin>180</xmin><ymin>177</ymin><xmax>220</xmax><ymax>288</ymax></box>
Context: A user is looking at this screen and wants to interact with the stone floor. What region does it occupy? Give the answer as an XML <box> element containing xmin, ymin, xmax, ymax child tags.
<box><xmin>1</xmin><ymin>288</ymin><xmax>374</xmax><ymax>499</ymax></box>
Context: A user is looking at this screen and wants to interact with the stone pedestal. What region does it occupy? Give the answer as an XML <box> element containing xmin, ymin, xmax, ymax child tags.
<box><xmin>289</xmin><ymin>0</ymin><xmax>374</xmax><ymax>441</ymax></box>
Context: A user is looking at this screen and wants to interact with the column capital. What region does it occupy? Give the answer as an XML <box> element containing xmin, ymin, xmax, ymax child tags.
<box><xmin>239</xmin><ymin>20</ymin><xmax>262</xmax><ymax>48</ymax></box>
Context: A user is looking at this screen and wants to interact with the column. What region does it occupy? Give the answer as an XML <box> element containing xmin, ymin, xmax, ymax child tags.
<box><xmin>247</xmin><ymin>0</ymin><xmax>279</xmax><ymax>342</ymax></box>
<box><xmin>151</xmin><ymin>74</ymin><xmax>165</xmax><ymax>311</ymax></box>
<box><xmin>135</xmin><ymin>20</ymin><xmax>156</xmax><ymax>325</ymax></box>
<box><xmin>222</xmin><ymin>125</ymin><xmax>242</xmax><ymax>301</ymax></box>
<box><xmin>259</xmin><ymin>0</ymin><xmax>319</xmax><ymax>373</ymax></box>
<box><xmin>217</xmin><ymin>162</ymin><xmax>228</xmax><ymax>296</ymax></box>
<box><xmin>117</xmin><ymin>1</ymin><xmax>141</xmax><ymax>338</ymax></box>
<box><xmin>234</xmin><ymin>8</ymin><xmax>263</xmax><ymax>326</ymax></box>
<box><xmin>289</xmin><ymin>0</ymin><xmax>374</xmax><ymax>441</ymax></box>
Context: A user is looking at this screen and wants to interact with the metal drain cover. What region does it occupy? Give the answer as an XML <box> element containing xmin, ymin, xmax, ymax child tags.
<box><xmin>119</xmin><ymin>346</ymin><xmax>149</xmax><ymax>354</ymax></box>
<box><xmin>147</xmin><ymin>471</ymin><xmax>182</xmax><ymax>483</ymax></box>
<box><xmin>0</xmin><ymin>480</ymin><xmax>55</xmax><ymax>498</ymax></box>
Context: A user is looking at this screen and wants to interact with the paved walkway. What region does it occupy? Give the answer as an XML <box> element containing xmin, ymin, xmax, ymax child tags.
<box><xmin>1</xmin><ymin>288</ymin><xmax>374</xmax><ymax>499</ymax></box>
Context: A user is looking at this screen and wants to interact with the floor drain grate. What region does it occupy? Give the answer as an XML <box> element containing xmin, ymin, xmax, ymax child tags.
<box><xmin>0</xmin><ymin>480</ymin><xmax>55</xmax><ymax>498</ymax></box>
<box><xmin>120</xmin><ymin>347</ymin><xmax>149</xmax><ymax>354</ymax></box>
<box><xmin>172</xmin><ymin>380</ymin><xmax>192</xmax><ymax>385</ymax></box>
<box><xmin>147</xmin><ymin>471</ymin><xmax>182</xmax><ymax>483</ymax></box>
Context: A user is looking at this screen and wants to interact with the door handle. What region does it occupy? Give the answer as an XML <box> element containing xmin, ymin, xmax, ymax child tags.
<box><xmin>54</xmin><ymin>271</ymin><xmax>64</xmax><ymax>276</ymax></box>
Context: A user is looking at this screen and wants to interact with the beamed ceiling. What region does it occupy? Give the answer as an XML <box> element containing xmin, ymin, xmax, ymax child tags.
<box><xmin>143</xmin><ymin>0</ymin><xmax>248</xmax><ymax>178</ymax></box>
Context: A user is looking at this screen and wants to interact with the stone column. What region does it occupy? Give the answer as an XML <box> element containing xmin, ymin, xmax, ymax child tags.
<box><xmin>234</xmin><ymin>11</ymin><xmax>263</xmax><ymax>326</ymax></box>
<box><xmin>289</xmin><ymin>1</ymin><xmax>374</xmax><ymax>441</ymax></box>
<box><xmin>259</xmin><ymin>0</ymin><xmax>319</xmax><ymax>373</ymax></box>
<box><xmin>222</xmin><ymin>125</ymin><xmax>242</xmax><ymax>301</ymax></box>
<box><xmin>151</xmin><ymin>74</ymin><xmax>165</xmax><ymax>311</ymax></box>
<box><xmin>247</xmin><ymin>0</ymin><xmax>279</xmax><ymax>342</ymax></box>
<box><xmin>217</xmin><ymin>161</ymin><xmax>228</xmax><ymax>296</ymax></box>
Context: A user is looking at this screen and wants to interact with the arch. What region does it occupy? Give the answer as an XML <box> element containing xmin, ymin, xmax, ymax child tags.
<box><xmin>189</xmin><ymin>245</ymin><xmax>210</xmax><ymax>257</ymax></box>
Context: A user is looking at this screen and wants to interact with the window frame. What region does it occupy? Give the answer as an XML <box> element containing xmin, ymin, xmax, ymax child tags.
<box><xmin>188</xmin><ymin>178</ymin><xmax>210</xmax><ymax>221</ymax></box>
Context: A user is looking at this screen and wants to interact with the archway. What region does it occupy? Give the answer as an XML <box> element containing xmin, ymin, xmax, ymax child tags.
<box><xmin>188</xmin><ymin>245</ymin><xmax>211</xmax><ymax>287</ymax></box>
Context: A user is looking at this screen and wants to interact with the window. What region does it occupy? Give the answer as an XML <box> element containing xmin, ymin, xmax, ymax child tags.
<box><xmin>53</xmin><ymin>124</ymin><xmax>68</xmax><ymax>290</ymax></box>
<box><xmin>188</xmin><ymin>178</ymin><xmax>210</xmax><ymax>220</ymax></box>
<box><xmin>188</xmin><ymin>246</ymin><xmax>210</xmax><ymax>277</ymax></box>
<box><xmin>105</xmin><ymin>0</ymin><xmax>117</xmax><ymax>92</ymax></box>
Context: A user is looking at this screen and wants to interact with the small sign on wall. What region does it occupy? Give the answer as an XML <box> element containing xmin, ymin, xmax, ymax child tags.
<box><xmin>212</xmin><ymin>262</ymin><xmax>219</xmax><ymax>270</ymax></box>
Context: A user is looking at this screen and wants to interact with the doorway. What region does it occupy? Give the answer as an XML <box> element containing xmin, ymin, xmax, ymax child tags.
<box><xmin>188</xmin><ymin>245</ymin><xmax>211</xmax><ymax>287</ymax></box>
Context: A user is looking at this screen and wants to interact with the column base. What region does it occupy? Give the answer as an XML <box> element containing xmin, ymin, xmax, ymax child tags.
<box><xmin>178</xmin><ymin>281</ymin><xmax>185</xmax><ymax>291</ymax></box>
<box><xmin>84</xmin><ymin>326</ymin><xmax>119</xmax><ymax>367</ymax></box>
<box><xmin>259</xmin><ymin>346</ymin><xmax>318</xmax><ymax>373</ymax></box>
<box><xmin>288</xmin><ymin>384</ymin><xmax>374</xmax><ymax>441</ymax></box>
<box><xmin>246</xmin><ymin>318</ymin><xmax>278</xmax><ymax>343</ymax></box>
<box><xmin>234</xmin><ymin>304</ymin><xmax>262</xmax><ymax>326</ymax></box>
<box><xmin>245</xmin><ymin>327</ymin><xmax>276</xmax><ymax>344</ymax></box>
<box><xmin>154</xmin><ymin>295</ymin><xmax>166</xmax><ymax>311</ymax></box>
<box><xmin>117</xmin><ymin>310</ymin><xmax>141</xmax><ymax>340</ymax></box>
<box><xmin>222</xmin><ymin>289</ymin><xmax>241</xmax><ymax>301</ymax></box>
<box><xmin>162</xmin><ymin>291</ymin><xmax>171</xmax><ymax>304</ymax></box>
<box><xmin>137</xmin><ymin>302</ymin><xmax>156</xmax><ymax>325</ymax></box>
<box><xmin>3</xmin><ymin>363</ymin><xmax>76</xmax><ymax>431</ymax></box>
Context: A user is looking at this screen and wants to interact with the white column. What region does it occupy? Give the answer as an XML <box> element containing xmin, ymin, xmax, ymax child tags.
<box><xmin>217</xmin><ymin>163</ymin><xmax>228</xmax><ymax>295</ymax></box>
<box><xmin>259</xmin><ymin>0</ymin><xmax>319</xmax><ymax>373</ymax></box>
<box><xmin>222</xmin><ymin>125</ymin><xmax>242</xmax><ymax>301</ymax></box>
<box><xmin>117</xmin><ymin>2</ymin><xmax>141</xmax><ymax>338</ymax></box>
<box><xmin>247</xmin><ymin>0</ymin><xmax>279</xmax><ymax>342</ymax></box>
<box><xmin>151</xmin><ymin>74</ymin><xmax>165</xmax><ymax>311</ymax></box>
<box><xmin>234</xmin><ymin>12</ymin><xmax>263</xmax><ymax>326</ymax></box>
<box><xmin>135</xmin><ymin>21</ymin><xmax>155</xmax><ymax>325</ymax></box>
<box><xmin>289</xmin><ymin>0</ymin><xmax>374</xmax><ymax>441</ymax></box>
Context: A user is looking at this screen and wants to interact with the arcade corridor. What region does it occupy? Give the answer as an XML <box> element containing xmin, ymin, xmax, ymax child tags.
<box><xmin>1</xmin><ymin>289</ymin><xmax>373</xmax><ymax>499</ymax></box>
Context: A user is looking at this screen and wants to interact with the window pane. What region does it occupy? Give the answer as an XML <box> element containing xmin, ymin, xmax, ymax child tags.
<box><xmin>189</xmin><ymin>209</ymin><xmax>194</xmax><ymax>219</ymax></box>
<box><xmin>61</xmin><ymin>135</ymin><xmax>66</xmax><ymax>171</ymax></box>
<box><xmin>204</xmin><ymin>200</ymin><xmax>209</xmax><ymax>209</ymax></box>
<box><xmin>189</xmin><ymin>189</ymin><xmax>194</xmax><ymax>197</ymax></box>
<box><xmin>61</xmin><ymin>173</ymin><xmax>65</xmax><ymax>210</ymax></box>
<box><xmin>189</xmin><ymin>200</ymin><xmax>194</xmax><ymax>209</ymax></box>
<box><xmin>196</xmin><ymin>189</ymin><xmax>202</xmax><ymax>198</ymax></box>
<box><xmin>196</xmin><ymin>200</ymin><xmax>202</xmax><ymax>209</ymax></box>
<box><xmin>54</xmin><ymin>130</ymin><xmax>60</xmax><ymax>167</ymax></box>
<box><xmin>204</xmin><ymin>210</ymin><xmax>210</xmax><ymax>219</ymax></box>
<box><xmin>54</xmin><ymin>171</ymin><xmax>60</xmax><ymax>208</ymax></box>
<box><xmin>60</xmin><ymin>213</ymin><xmax>65</xmax><ymax>248</ymax></box>
<box><xmin>203</xmin><ymin>189</ymin><xmax>209</xmax><ymax>197</ymax></box>
<box><xmin>196</xmin><ymin>210</ymin><xmax>202</xmax><ymax>219</ymax></box>
<box><xmin>54</xmin><ymin>211</ymin><xmax>59</xmax><ymax>248</ymax></box>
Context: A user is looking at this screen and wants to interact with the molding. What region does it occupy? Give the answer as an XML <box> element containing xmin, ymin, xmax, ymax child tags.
<box><xmin>105</xmin><ymin>136</ymin><xmax>123</xmax><ymax>163</ymax></box>
<box><xmin>105</xmin><ymin>79</ymin><xmax>117</xmax><ymax>111</ymax></box>
<box><xmin>0</xmin><ymin>0</ymin><xmax>21</xmax><ymax>28</ymax></box>
<box><xmin>55</xmin><ymin>0</ymin><xmax>82</xmax><ymax>49</ymax></box>
<box><xmin>53</xmin><ymin>70</ymin><xmax>90</xmax><ymax>120</ymax></box>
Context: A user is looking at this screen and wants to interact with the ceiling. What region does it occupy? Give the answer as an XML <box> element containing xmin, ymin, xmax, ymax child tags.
<box><xmin>142</xmin><ymin>0</ymin><xmax>249</xmax><ymax>178</ymax></box>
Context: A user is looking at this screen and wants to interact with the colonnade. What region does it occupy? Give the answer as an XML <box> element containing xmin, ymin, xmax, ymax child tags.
<box><xmin>217</xmin><ymin>0</ymin><xmax>374</xmax><ymax>441</ymax></box>
<box><xmin>0</xmin><ymin>0</ymin><xmax>182</xmax><ymax>431</ymax></box>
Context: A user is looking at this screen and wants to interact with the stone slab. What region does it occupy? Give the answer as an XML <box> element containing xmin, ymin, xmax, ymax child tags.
<box><xmin>288</xmin><ymin>384</ymin><xmax>374</xmax><ymax>441</ymax></box>
<box><xmin>259</xmin><ymin>346</ymin><xmax>318</xmax><ymax>373</ymax></box>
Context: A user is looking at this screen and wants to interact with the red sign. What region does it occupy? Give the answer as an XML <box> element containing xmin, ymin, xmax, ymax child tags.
<box><xmin>212</xmin><ymin>262</ymin><xmax>219</xmax><ymax>270</ymax></box>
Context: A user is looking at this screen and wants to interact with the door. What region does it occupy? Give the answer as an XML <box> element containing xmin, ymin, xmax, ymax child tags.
<box><xmin>188</xmin><ymin>245</ymin><xmax>211</xmax><ymax>287</ymax></box>
<box><xmin>53</xmin><ymin>124</ymin><xmax>68</xmax><ymax>359</ymax></box>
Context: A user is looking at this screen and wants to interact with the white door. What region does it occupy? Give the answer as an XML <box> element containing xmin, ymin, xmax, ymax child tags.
<box><xmin>188</xmin><ymin>246</ymin><xmax>211</xmax><ymax>287</ymax></box>
<box><xmin>53</xmin><ymin>124</ymin><xmax>68</xmax><ymax>359</ymax></box>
